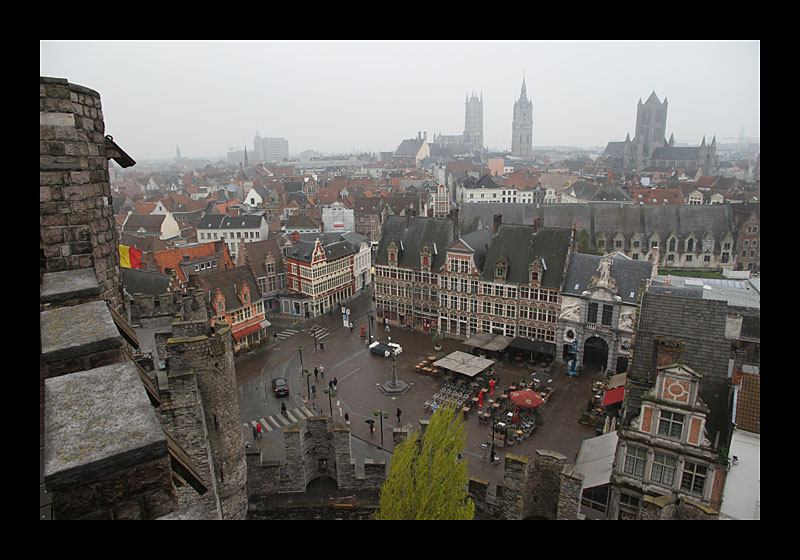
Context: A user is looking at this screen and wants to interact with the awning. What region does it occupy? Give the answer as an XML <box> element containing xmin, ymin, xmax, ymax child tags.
<box><xmin>433</xmin><ymin>350</ymin><xmax>495</xmax><ymax>377</ymax></box>
<box><xmin>508</xmin><ymin>337</ymin><xmax>556</xmax><ymax>356</ymax></box>
<box><xmin>575</xmin><ymin>431</ymin><xmax>619</xmax><ymax>490</ymax></box>
<box><xmin>607</xmin><ymin>372</ymin><xmax>626</xmax><ymax>390</ymax></box>
<box><xmin>462</xmin><ymin>332</ymin><xmax>510</xmax><ymax>352</ymax></box>
<box><xmin>233</xmin><ymin>322</ymin><xmax>265</xmax><ymax>340</ymax></box>
<box><xmin>602</xmin><ymin>386</ymin><xmax>625</xmax><ymax>406</ymax></box>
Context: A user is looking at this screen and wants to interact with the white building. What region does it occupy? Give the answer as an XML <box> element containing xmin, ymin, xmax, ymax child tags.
<box><xmin>719</xmin><ymin>371</ymin><xmax>760</xmax><ymax>520</ymax></box>
<box><xmin>196</xmin><ymin>213</ymin><xmax>270</xmax><ymax>261</ymax></box>
<box><xmin>321</xmin><ymin>201</ymin><xmax>354</xmax><ymax>233</ymax></box>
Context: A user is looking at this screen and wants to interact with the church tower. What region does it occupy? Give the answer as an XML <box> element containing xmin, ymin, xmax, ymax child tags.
<box><xmin>512</xmin><ymin>75</ymin><xmax>533</xmax><ymax>158</ymax></box>
<box><xmin>633</xmin><ymin>91</ymin><xmax>668</xmax><ymax>169</ymax></box>
<box><xmin>464</xmin><ymin>92</ymin><xmax>484</xmax><ymax>152</ymax></box>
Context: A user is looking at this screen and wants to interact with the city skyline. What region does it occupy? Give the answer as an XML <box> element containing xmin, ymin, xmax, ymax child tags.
<box><xmin>40</xmin><ymin>40</ymin><xmax>760</xmax><ymax>161</ymax></box>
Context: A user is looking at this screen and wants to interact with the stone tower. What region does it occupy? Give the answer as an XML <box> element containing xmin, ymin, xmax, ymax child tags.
<box><xmin>161</xmin><ymin>294</ymin><xmax>249</xmax><ymax>520</ymax></box>
<box><xmin>633</xmin><ymin>91</ymin><xmax>668</xmax><ymax>169</ymax></box>
<box><xmin>40</xmin><ymin>77</ymin><xmax>134</xmax><ymax>313</ymax></box>
<box><xmin>511</xmin><ymin>75</ymin><xmax>533</xmax><ymax>158</ymax></box>
<box><xmin>464</xmin><ymin>92</ymin><xmax>484</xmax><ymax>151</ymax></box>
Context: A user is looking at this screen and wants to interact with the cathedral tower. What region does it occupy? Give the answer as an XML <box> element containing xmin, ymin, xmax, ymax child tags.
<box><xmin>512</xmin><ymin>75</ymin><xmax>533</xmax><ymax>158</ymax></box>
<box><xmin>633</xmin><ymin>91</ymin><xmax>668</xmax><ymax>168</ymax></box>
<box><xmin>464</xmin><ymin>92</ymin><xmax>484</xmax><ymax>151</ymax></box>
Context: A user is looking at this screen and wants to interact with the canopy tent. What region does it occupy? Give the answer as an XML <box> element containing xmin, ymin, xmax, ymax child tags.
<box><xmin>508</xmin><ymin>337</ymin><xmax>556</xmax><ymax>356</ymax></box>
<box><xmin>462</xmin><ymin>332</ymin><xmax>510</xmax><ymax>352</ymax></box>
<box><xmin>433</xmin><ymin>350</ymin><xmax>495</xmax><ymax>378</ymax></box>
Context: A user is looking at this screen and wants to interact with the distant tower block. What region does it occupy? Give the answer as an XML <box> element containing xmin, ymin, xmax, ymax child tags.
<box><xmin>464</xmin><ymin>92</ymin><xmax>484</xmax><ymax>151</ymax></box>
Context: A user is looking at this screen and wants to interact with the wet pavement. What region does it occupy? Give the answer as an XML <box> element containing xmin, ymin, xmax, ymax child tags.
<box><xmin>231</xmin><ymin>286</ymin><xmax>603</xmax><ymax>494</ymax></box>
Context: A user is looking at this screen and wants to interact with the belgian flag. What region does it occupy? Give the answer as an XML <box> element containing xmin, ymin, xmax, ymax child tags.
<box><xmin>119</xmin><ymin>244</ymin><xmax>143</xmax><ymax>269</ymax></box>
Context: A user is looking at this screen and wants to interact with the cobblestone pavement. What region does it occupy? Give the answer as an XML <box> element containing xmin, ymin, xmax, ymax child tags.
<box><xmin>232</xmin><ymin>287</ymin><xmax>603</xmax><ymax>494</ymax></box>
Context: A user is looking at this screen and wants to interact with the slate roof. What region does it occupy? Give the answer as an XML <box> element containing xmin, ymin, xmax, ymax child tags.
<box><xmin>121</xmin><ymin>267</ymin><xmax>171</xmax><ymax>297</ymax></box>
<box><xmin>395</xmin><ymin>138</ymin><xmax>425</xmax><ymax>157</ymax></box>
<box><xmin>197</xmin><ymin>213</ymin><xmax>266</xmax><ymax>230</ymax></box>
<box><xmin>460</xmin><ymin>202</ymin><xmax>735</xmax><ymax>254</ymax></box>
<box><xmin>285</xmin><ymin>232</ymin><xmax>365</xmax><ymax>264</ymax></box>
<box><xmin>241</xmin><ymin>238</ymin><xmax>285</xmax><ymax>276</ymax></box>
<box><xmin>563</xmin><ymin>252</ymin><xmax>652</xmax><ymax>304</ymax></box>
<box><xmin>375</xmin><ymin>216</ymin><xmax>455</xmax><ymax>271</ymax></box>
<box><xmin>189</xmin><ymin>266</ymin><xmax>263</xmax><ymax>312</ymax></box>
<box><xmin>459</xmin><ymin>228</ymin><xmax>492</xmax><ymax>272</ymax></box>
<box><xmin>480</xmin><ymin>224</ymin><xmax>572</xmax><ymax>289</ymax></box>
<box><xmin>628</xmin><ymin>291</ymin><xmax>734</xmax><ymax>445</ymax></box>
<box><xmin>568</xmin><ymin>181</ymin><xmax>633</xmax><ymax>202</ymax></box>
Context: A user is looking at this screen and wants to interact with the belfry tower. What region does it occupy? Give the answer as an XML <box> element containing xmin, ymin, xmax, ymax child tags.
<box><xmin>511</xmin><ymin>75</ymin><xmax>533</xmax><ymax>158</ymax></box>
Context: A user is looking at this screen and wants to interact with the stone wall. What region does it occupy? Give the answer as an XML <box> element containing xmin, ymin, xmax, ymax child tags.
<box><xmin>40</xmin><ymin>77</ymin><xmax>123</xmax><ymax>312</ymax></box>
<box><xmin>468</xmin><ymin>449</ymin><xmax>584</xmax><ymax>520</ymax></box>
<box><xmin>246</xmin><ymin>417</ymin><xmax>386</xmax><ymax>517</ymax></box>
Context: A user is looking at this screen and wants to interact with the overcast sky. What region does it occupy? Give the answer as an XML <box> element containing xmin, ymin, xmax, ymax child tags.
<box><xmin>40</xmin><ymin>40</ymin><xmax>759</xmax><ymax>161</ymax></box>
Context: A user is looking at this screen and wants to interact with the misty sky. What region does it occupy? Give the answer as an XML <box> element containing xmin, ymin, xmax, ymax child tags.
<box><xmin>40</xmin><ymin>40</ymin><xmax>759</xmax><ymax>161</ymax></box>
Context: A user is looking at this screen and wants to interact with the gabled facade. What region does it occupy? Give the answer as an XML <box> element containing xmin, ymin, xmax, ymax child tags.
<box><xmin>283</xmin><ymin>234</ymin><xmax>366</xmax><ymax>318</ymax></box>
<box><xmin>609</xmin><ymin>363</ymin><xmax>726</xmax><ymax>519</ymax></box>
<box><xmin>190</xmin><ymin>267</ymin><xmax>269</xmax><ymax>353</ymax></box>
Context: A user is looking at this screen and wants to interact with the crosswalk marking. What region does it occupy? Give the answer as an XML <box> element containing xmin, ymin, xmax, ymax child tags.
<box><xmin>244</xmin><ymin>406</ymin><xmax>318</xmax><ymax>434</ymax></box>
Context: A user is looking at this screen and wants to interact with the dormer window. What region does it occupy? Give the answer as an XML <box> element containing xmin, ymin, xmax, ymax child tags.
<box><xmin>387</xmin><ymin>240</ymin><xmax>398</xmax><ymax>267</ymax></box>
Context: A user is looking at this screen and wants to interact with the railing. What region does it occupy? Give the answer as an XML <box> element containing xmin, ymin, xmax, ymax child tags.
<box><xmin>586</xmin><ymin>322</ymin><xmax>612</xmax><ymax>333</ymax></box>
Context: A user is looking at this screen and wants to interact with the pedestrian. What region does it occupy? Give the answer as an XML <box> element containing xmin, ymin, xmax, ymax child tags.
<box><xmin>396</xmin><ymin>407</ymin><xmax>402</xmax><ymax>423</ymax></box>
<box><xmin>329</xmin><ymin>379</ymin><xmax>334</xmax><ymax>391</ymax></box>
<box><xmin>333</xmin><ymin>376</ymin><xmax>338</xmax><ymax>388</ymax></box>
<box><xmin>385</xmin><ymin>324</ymin><xmax>390</xmax><ymax>332</ymax></box>
<box><xmin>344</xmin><ymin>412</ymin><xmax>350</xmax><ymax>425</ymax></box>
<box><xmin>252</xmin><ymin>425</ymin><xmax>258</xmax><ymax>440</ymax></box>
<box><xmin>281</xmin><ymin>402</ymin><xmax>287</xmax><ymax>415</ymax></box>
<box><xmin>314</xmin><ymin>367</ymin><xmax>319</xmax><ymax>380</ymax></box>
<box><xmin>350</xmin><ymin>322</ymin><xmax>354</xmax><ymax>332</ymax></box>
<box><xmin>256</xmin><ymin>423</ymin><xmax>262</xmax><ymax>439</ymax></box>
<box><xmin>319</xmin><ymin>365</ymin><xmax>325</xmax><ymax>378</ymax></box>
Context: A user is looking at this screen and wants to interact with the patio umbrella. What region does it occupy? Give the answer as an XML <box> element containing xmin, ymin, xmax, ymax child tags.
<box><xmin>528</xmin><ymin>372</ymin><xmax>554</xmax><ymax>390</ymax></box>
<box><xmin>510</xmin><ymin>389</ymin><xmax>543</xmax><ymax>423</ymax></box>
<box><xmin>510</xmin><ymin>390</ymin><xmax>544</xmax><ymax>408</ymax></box>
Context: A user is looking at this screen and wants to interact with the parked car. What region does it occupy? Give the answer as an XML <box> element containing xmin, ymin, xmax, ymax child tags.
<box><xmin>272</xmin><ymin>377</ymin><xmax>289</xmax><ymax>397</ymax></box>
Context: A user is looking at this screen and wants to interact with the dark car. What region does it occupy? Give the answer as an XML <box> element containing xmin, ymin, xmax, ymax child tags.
<box><xmin>272</xmin><ymin>377</ymin><xmax>289</xmax><ymax>397</ymax></box>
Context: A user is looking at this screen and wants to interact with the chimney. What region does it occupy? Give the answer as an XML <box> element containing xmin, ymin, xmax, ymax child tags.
<box><xmin>493</xmin><ymin>214</ymin><xmax>502</xmax><ymax>234</ymax></box>
<box><xmin>450</xmin><ymin>208</ymin><xmax>459</xmax><ymax>241</ymax></box>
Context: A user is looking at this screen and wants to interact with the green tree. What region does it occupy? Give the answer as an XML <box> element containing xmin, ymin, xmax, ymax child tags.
<box><xmin>375</xmin><ymin>403</ymin><xmax>474</xmax><ymax>520</ymax></box>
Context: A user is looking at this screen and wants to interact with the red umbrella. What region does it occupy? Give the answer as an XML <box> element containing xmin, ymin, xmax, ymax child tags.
<box><xmin>510</xmin><ymin>390</ymin><xmax>543</xmax><ymax>408</ymax></box>
<box><xmin>510</xmin><ymin>390</ymin><xmax>543</xmax><ymax>423</ymax></box>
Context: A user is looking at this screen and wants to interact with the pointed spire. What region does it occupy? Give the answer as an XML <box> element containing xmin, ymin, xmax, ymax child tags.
<box><xmin>711</xmin><ymin>135</ymin><xmax>716</xmax><ymax>146</ymax></box>
<box><xmin>700</xmin><ymin>136</ymin><xmax>706</xmax><ymax>147</ymax></box>
<box><xmin>668</xmin><ymin>133</ymin><xmax>674</xmax><ymax>146</ymax></box>
<box><xmin>625</xmin><ymin>132</ymin><xmax>631</xmax><ymax>142</ymax></box>
<box><xmin>521</xmin><ymin>72</ymin><xmax>527</xmax><ymax>99</ymax></box>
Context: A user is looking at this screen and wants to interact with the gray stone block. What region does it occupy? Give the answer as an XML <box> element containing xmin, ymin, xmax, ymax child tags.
<box><xmin>40</xmin><ymin>299</ymin><xmax>121</xmax><ymax>363</ymax></box>
<box><xmin>43</xmin><ymin>361</ymin><xmax>167</xmax><ymax>491</ymax></box>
